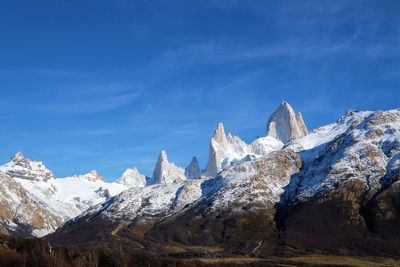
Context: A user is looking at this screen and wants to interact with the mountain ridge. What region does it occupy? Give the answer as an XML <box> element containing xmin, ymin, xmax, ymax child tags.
<box><xmin>46</xmin><ymin>104</ymin><xmax>400</xmax><ymax>258</ymax></box>
<box><xmin>1</xmin><ymin>102</ymin><xmax>400</xmax><ymax>259</ymax></box>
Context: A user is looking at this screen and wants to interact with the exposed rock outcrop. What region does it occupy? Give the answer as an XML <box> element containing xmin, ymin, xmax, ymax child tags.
<box><xmin>0</xmin><ymin>152</ymin><xmax>55</xmax><ymax>182</ymax></box>
<box><xmin>185</xmin><ymin>156</ymin><xmax>201</xmax><ymax>179</ymax></box>
<box><xmin>266</xmin><ymin>101</ymin><xmax>308</xmax><ymax>143</ymax></box>
<box><xmin>0</xmin><ymin>172</ymin><xmax>62</xmax><ymax>237</ymax></box>
<box><xmin>204</xmin><ymin>123</ymin><xmax>229</xmax><ymax>177</ymax></box>
<box><xmin>73</xmin><ymin>170</ymin><xmax>105</xmax><ymax>182</ymax></box>
<box><xmin>150</xmin><ymin>151</ymin><xmax>186</xmax><ymax>184</ymax></box>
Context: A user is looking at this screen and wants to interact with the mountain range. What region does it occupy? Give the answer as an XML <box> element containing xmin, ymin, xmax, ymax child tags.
<box><xmin>0</xmin><ymin>101</ymin><xmax>399</xmax><ymax>261</ymax></box>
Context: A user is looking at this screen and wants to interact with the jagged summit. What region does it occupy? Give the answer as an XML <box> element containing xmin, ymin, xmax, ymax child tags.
<box><xmin>11</xmin><ymin>151</ymin><xmax>24</xmax><ymax>161</ymax></box>
<box><xmin>116</xmin><ymin>167</ymin><xmax>147</xmax><ymax>187</ymax></box>
<box><xmin>213</xmin><ymin>123</ymin><xmax>228</xmax><ymax>145</ymax></box>
<box><xmin>185</xmin><ymin>156</ymin><xmax>201</xmax><ymax>179</ymax></box>
<box><xmin>204</xmin><ymin>123</ymin><xmax>229</xmax><ymax>177</ymax></box>
<box><xmin>159</xmin><ymin>150</ymin><xmax>168</xmax><ymax>161</ymax></box>
<box><xmin>150</xmin><ymin>150</ymin><xmax>186</xmax><ymax>184</ymax></box>
<box><xmin>204</xmin><ymin>121</ymin><xmax>285</xmax><ymax>177</ymax></box>
<box><xmin>0</xmin><ymin>152</ymin><xmax>128</xmax><ymax>237</ymax></box>
<box><xmin>266</xmin><ymin>101</ymin><xmax>308</xmax><ymax>143</ymax></box>
<box><xmin>0</xmin><ymin>152</ymin><xmax>55</xmax><ymax>182</ymax></box>
<box><xmin>75</xmin><ymin>170</ymin><xmax>105</xmax><ymax>182</ymax></box>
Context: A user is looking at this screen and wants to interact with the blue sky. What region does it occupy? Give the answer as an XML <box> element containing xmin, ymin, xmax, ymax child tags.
<box><xmin>0</xmin><ymin>0</ymin><xmax>399</xmax><ymax>180</ymax></box>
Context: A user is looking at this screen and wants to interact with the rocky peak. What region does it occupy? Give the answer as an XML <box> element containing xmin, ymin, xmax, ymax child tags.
<box><xmin>213</xmin><ymin>123</ymin><xmax>228</xmax><ymax>145</ymax></box>
<box><xmin>11</xmin><ymin>151</ymin><xmax>24</xmax><ymax>161</ymax></box>
<box><xmin>266</xmin><ymin>101</ymin><xmax>308</xmax><ymax>143</ymax></box>
<box><xmin>0</xmin><ymin>152</ymin><xmax>55</xmax><ymax>182</ymax></box>
<box><xmin>159</xmin><ymin>150</ymin><xmax>168</xmax><ymax>161</ymax></box>
<box><xmin>150</xmin><ymin>151</ymin><xmax>186</xmax><ymax>184</ymax></box>
<box><xmin>205</xmin><ymin>123</ymin><xmax>228</xmax><ymax>177</ymax></box>
<box><xmin>185</xmin><ymin>156</ymin><xmax>201</xmax><ymax>179</ymax></box>
<box><xmin>116</xmin><ymin>167</ymin><xmax>147</xmax><ymax>187</ymax></box>
<box><xmin>205</xmin><ymin>124</ymin><xmax>252</xmax><ymax>177</ymax></box>
<box><xmin>77</xmin><ymin>170</ymin><xmax>105</xmax><ymax>182</ymax></box>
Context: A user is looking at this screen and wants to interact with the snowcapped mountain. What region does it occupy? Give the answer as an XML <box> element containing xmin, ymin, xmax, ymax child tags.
<box><xmin>48</xmin><ymin>104</ymin><xmax>400</xmax><ymax>257</ymax></box>
<box><xmin>0</xmin><ymin>172</ymin><xmax>62</xmax><ymax>237</ymax></box>
<box><xmin>1</xmin><ymin>101</ymin><xmax>399</xmax><ymax>258</ymax></box>
<box><xmin>0</xmin><ymin>152</ymin><xmax>56</xmax><ymax>182</ymax></box>
<box><xmin>283</xmin><ymin>108</ymin><xmax>400</xmax><ymax>202</ymax></box>
<box><xmin>204</xmin><ymin>122</ymin><xmax>284</xmax><ymax>177</ymax></box>
<box><xmin>0</xmin><ymin>153</ymin><xmax>128</xmax><ymax>237</ymax></box>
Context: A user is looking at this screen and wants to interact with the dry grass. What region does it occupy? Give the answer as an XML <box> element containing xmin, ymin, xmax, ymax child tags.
<box><xmin>162</xmin><ymin>243</ymin><xmax>224</xmax><ymax>254</ymax></box>
<box><xmin>286</xmin><ymin>255</ymin><xmax>400</xmax><ymax>267</ymax></box>
<box><xmin>127</xmin><ymin>221</ymin><xmax>155</xmax><ymax>239</ymax></box>
<box><xmin>183</xmin><ymin>255</ymin><xmax>400</xmax><ymax>266</ymax></box>
<box><xmin>110</xmin><ymin>224</ymin><xmax>125</xmax><ymax>236</ymax></box>
<box><xmin>197</xmin><ymin>257</ymin><xmax>265</xmax><ymax>264</ymax></box>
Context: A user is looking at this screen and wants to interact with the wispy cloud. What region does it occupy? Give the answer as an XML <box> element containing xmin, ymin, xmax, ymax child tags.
<box><xmin>41</xmin><ymin>145</ymin><xmax>95</xmax><ymax>158</ymax></box>
<box><xmin>39</xmin><ymin>91</ymin><xmax>141</xmax><ymax>115</ymax></box>
<box><xmin>65</xmin><ymin>129</ymin><xmax>116</xmax><ymax>136</ymax></box>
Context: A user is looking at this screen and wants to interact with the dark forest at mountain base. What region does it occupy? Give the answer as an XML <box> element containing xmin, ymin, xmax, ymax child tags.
<box><xmin>1</xmin><ymin>235</ymin><xmax>400</xmax><ymax>267</ymax></box>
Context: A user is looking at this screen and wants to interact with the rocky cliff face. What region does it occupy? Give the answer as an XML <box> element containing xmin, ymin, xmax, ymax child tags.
<box><xmin>0</xmin><ymin>172</ymin><xmax>62</xmax><ymax>237</ymax></box>
<box><xmin>0</xmin><ymin>152</ymin><xmax>55</xmax><ymax>182</ymax></box>
<box><xmin>204</xmin><ymin>123</ymin><xmax>230</xmax><ymax>177</ymax></box>
<box><xmin>184</xmin><ymin>156</ymin><xmax>201</xmax><ymax>179</ymax></box>
<box><xmin>266</xmin><ymin>101</ymin><xmax>308</xmax><ymax>143</ymax></box>
<box><xmin>150</xmin><ymin>151</ymin><xmax>186</xmax><ymax>184</ymax></box>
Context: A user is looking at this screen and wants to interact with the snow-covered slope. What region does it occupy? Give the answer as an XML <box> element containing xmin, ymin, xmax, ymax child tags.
<box><xmin>283</xmin><ymin>108</ymin><xmax>400</xmax><ymax>203</ymax></box>
<box><xmin>116</xmin><ymin>167</ymin><xmax>147</xmax><ymax>187</ymax></box>
<box><xmin>0</xmin><ymin>172</ymin><xmax>62</xmax><ymax>237</ymax></box>
<box><xmin>48</xmin><ymin>106</ymin><xmax>400</xmax><ymax>258</ymax></box>
<box><xmin>3</xmin><ymin>101</ymin><xmax>400</xmax><ymax>249</ymax></box>
<box><xmin>285</xmin><ymin>110</ymin><xmax>374</xmax><ymax>152</ymax></box>
<box><xmin>73</xmin><ymin>178</ymin><xmax>206</xmax><ymax>224</ymax></box>
<box><xmin>51</xmin><ymin>106</ymin><xmax>399</xmax><ymax>236</ymax></box>
<box><xmin>14</xmin><ymin>174</ymin><xmax>127</xmax><ymax>220</ymax></box>
<box><xmin>74</xmin><ymin>149</ymin><xmax>300</xmax><ymax>222</ymax></box>
<box><xmin>204</xmin><ymin>123</ymin><xmax>284</xmax><ymax>177</ymax></box>
<box><xmin>0</xmin><ymin>153</ymin><xmax>127</xmax><ymax>237</ymax></box>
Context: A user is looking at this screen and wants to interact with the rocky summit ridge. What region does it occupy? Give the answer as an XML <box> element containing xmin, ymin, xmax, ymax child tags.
<box><xmin>1</xmin><ymin>151</ymin><xmax>56</xmax><ymax>182</ymax></box>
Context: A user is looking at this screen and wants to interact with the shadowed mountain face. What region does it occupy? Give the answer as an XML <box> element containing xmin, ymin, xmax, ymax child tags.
<box><xmin>46</xmin><ymin>107</ymin><xmax>400</xmax><ymax>258</ymax></box>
